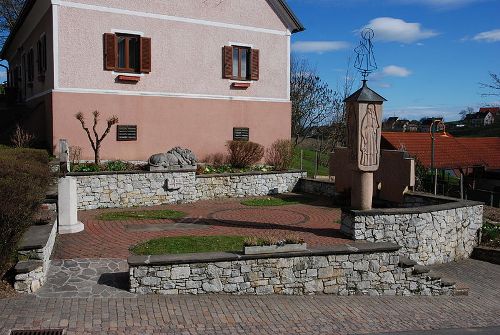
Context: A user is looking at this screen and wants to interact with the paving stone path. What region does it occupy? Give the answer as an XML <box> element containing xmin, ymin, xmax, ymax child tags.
<box><xmin>55</xmin><ymin>195</ymin><xmax>346</xmax><ymax>259</ymax></box>
<box><xmin>0</xmin><ymin>259</ymin><xmax>499</xmax><ymax>335</ymax></box>
<box><xmin>36</xmin><ymin>259</ymin><xmax>134</xmax><ymax>298</ymax></box>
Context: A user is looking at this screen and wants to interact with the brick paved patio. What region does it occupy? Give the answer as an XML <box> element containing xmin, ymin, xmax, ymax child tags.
<box><xmin>0</xmin><ymin>259</ymin><xmax>499</xmax><ymax>335</ymax></box>
<box><xmin>54</xmin><ymin>194</ymin><xmax>346</xmax><ymax>259</ymax></box>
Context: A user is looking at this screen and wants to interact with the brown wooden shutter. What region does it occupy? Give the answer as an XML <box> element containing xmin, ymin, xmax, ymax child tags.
<box><xmin>223</xmin><ymin>46</ymin><xmax>233</xmax><ymax>79</ymax></box>
<box><xmin>103</xmin><ymin>33</ymin><xmax>117</xmax><ymax>71</ymax></box>
<box><xmin>140</xmin><ymin>37</ymin><xmax>152</xmax><ymax>73</ymax></box>
<box><xmin>250</xmin><ymin>48</ymin><xmax>259</xmax><ymax>81</ymax></box>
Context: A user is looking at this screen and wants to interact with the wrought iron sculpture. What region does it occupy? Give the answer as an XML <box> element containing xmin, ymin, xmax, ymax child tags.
<box><xmin>354</xmin><ymin>28</ymin><xmax>377</xmax><ymax>81</ymax></box>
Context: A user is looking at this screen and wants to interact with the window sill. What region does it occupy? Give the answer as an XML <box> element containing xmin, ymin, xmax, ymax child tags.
<box><xmin>116</xmin><ymin>75</ymin><xmax>141</xmax><ymax>83</ymax></box>
<box><xmin>231</xmin><ymin>82</ymin><xmax>251</xmax><ymax>89</ymax></box>
<box><xmin>112</xmin><ymin>71</ymin><xmax>144</xmax><ymax>77</ymax></box>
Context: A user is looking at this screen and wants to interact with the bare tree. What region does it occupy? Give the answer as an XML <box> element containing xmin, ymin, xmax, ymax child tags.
<box><xmin>480</xmin><ymin>72</ymin><xmax>500</xmax><ymax>97</ymax></box>
<box><xmin>290</xmin><ymin>57</ymin><xmax>336</xmax><ymax>147</ymax></box>
<box><xmin>0</xmin><ymin>0</ymin><xmax>25</xmax><ymax>47</ymax></box>
<box><xmin>75</xmin><ymin>110</ymin><xmax>118</xmax><ymax>165</ymax></box>
<box><xmin>459</xmin><ymin>106</ymin><xmax>475</xmax><ymax>120</ymax></box>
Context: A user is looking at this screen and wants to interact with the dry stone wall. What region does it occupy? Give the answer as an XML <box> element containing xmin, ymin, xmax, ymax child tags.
<box><xmin>72</xmin><ymin>171</ymin><xmax>306</xmax><ymax>210</ymax></box>
<box><xmin>128</xmin><ymin>243</ymin><xmax>457</xmax><ymax>296</ymax></box>
<box><xmin>341</xmin><ymin>198</ymin><xmax>483</xmax><ymax>265</ymax></box>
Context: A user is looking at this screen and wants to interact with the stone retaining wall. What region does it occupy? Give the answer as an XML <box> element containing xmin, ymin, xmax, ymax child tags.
<box><xmin>14</xmin><ymin>211</ymin><xmax>57</xmax><ymax>293</ymax></box>
<box><xmin>71</xmin><ymin>170</ymin><xmax>306</xmax><ymax>210</ymax></box>
<box><xmin>341</xmin><ymin>195</ymin><xmax>483</xmax><ymax>265</ymax></box>
<box><xmin>128</xmin><ymin>243</ymin><xmax>457</xmax><ymax>296</ymax></box>
<box><xmin>298</xmin><ymin>178</ymin><xmax>337</xmax><ymax>197</ymax></box>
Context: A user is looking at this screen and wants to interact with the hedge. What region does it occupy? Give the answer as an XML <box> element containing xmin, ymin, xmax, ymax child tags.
<box><xmin>0</xmin><ymin>147</ymin><xmax>51</xmax><ymax>277</ymax></box>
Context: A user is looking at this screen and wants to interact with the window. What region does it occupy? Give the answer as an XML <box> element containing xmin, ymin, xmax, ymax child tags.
<box><xmin>223</xmin><ymin>46</ymin><xmax>259</xmax><ymax>81</ymax></box>
<box><xmin>232</xmin><ymin>46</ymin><xmax>250</xmax><ymax>80</ymax></box>
<box><xmin>117</xmin><ymin>34</ymin><xmax>140</xmax><ymax>72</ymax></box>
<box><xmin>36</xmin><ymin>34</ymin><xmax>47</xmax><ymax>76</ymax></box>
<box><xmin>117</xmin><ymin>125</ymin><xmax>138</xmax><ymax>141</ymax></box>
<box><xmin>103</xmin><ymin>33</ymin><xmax>151</xmax><ymax>74</ymax></box>
<box><xmin>233</xmin><ymin>127</ymin><xmax>249</xmax><ymax>141</ymax></box>
<box><xmin>27</xmin><ymin>49</ymin><xmax>35</xmax><ymax>82</ymax></box>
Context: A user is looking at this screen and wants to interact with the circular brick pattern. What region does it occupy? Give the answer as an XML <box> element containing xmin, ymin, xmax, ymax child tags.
<box><xmin>208</xmin><ymin>208</ymin><xmax>309</xmax><ymax>226</ymax></box>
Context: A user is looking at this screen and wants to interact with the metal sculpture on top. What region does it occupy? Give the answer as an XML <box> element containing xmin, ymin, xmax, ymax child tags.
<box><xmin>354</xmin><ymin>28</ymin><xmax>377</xmax><ymax>81</ymax></box>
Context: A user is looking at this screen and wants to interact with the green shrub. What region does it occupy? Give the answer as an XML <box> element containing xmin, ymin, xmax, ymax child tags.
<box><xmin>265</xmin><ymin>139</ymin><xmax>293</xmax><ymax>171</ymax></box>
<box><xmin>105</xmin><ymin>160</ymin><xmax>128</xmax><ymax>171</ymax></box>
<box><xmin>72</xmin><ymin>163</ymin><xmax>100</xmax><ymax>172</ymax></box>
<box><xmin>226</xmin><ymin>140</ymin><xmax>264</xmax><ymax>168</ymax></box>
<box><xmin>0</xmin><ymin>148</ymin><xmax>50</xmax><ymax>277</ymax></box>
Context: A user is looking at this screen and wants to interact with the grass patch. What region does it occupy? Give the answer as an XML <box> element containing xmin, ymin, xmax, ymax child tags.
<box><xmin>291</xmin><ymin>148</ymin><xmax>329</xmax><ymax>177</ymax></box>
<box><xmin>97</xmin><ymin>209</ymin><xmax>187</xmax><ymax>221</ymax></box>
<box><xmin>481</xmin><ymin>222</ymin><xmax>500</xmax><ymax>248</ymax></box>
<box><xmin>241</xmin><ymin>196</ymin><xmax>307</xmax><ymax>207</ymax></box>
<box><xmin>131</xmin><ymin>235</ymin><xmax>246</xmax><ymax>255</ymax></box>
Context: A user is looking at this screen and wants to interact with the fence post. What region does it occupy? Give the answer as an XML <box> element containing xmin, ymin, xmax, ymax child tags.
<box><xmin>300</xmin><ymin>150</ymin><xmax>303</xmax><ymax>171</ymax></box>
<box><xmin>314</xmin><ymin>151</ymin><xmax>318</xmax><ymax>179</ymax></box>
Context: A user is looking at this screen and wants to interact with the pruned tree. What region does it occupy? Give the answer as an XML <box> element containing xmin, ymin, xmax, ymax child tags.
<box><xmin>0</xmin><ymin>0</ymin><xmax>25</xmax><ymax>48</ymax></box>
<box><xmin>75</xmin><ymin>110</ymin><xmax>118</xmax><ymax>165</ymax></box>
<box><xmin>291</xmin><ymin>57</ymin><xmax>336</xmax><ymax>147</ymax></box>
<box><xmin>480</xmin><ymin>72</ymin><xmax>500</xmax><ymax>97</ymax></box>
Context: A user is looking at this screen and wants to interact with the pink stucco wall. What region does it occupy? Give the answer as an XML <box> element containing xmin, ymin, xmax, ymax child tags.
<box><xmin>57</xmin><ymin>4</ymin><xmax>289</xmax><ymax>99</ymax></box>
<box><xmin>61</xmin><ymin>0</ymin><xmax>288</xmax><ymax>31</ymax></box>
<box><xmin>52</xmin><ymin>92</ymin><xmax>291</xmax><ymax>161</ymax></box>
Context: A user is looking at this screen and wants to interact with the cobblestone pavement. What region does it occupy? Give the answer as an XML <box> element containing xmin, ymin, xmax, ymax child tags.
<box><xmin>36</xmin><ymin>259</ymin><xmax>134</xmax><ymax>298</ymax></box>
<box><xmin>0</xmin><ymin>259</ymin><xmax>498</xmax><ymax>335</ymax></box>
<box><xmin>55</xmin><ymin>194</ymin><xmax>346</xmax><ymax>259</ymax></box>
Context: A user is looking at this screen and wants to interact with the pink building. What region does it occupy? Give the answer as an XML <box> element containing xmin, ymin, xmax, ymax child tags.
<box><xmin>1</xmin><ymin>0</ymin><xmax>303</xmax><ymax>160</ymax></box>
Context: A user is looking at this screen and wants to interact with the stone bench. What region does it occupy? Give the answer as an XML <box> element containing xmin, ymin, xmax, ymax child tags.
<box><xmin>14</xmin><ymin>202</ymin><xmax>57</xmax><ymax>294</ymax></box>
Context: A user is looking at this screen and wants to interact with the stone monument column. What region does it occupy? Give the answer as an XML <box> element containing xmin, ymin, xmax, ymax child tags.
<box><xmin>344</xmin><ymin>81</ymin><xmax>386</xmax><ymax>210</ymax></box>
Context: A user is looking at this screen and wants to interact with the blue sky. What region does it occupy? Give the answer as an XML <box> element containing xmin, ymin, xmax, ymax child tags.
<box><xmin>288</xmin><ymin>0</ymin><xmax>500</xmax><ymax>121</ymax></box>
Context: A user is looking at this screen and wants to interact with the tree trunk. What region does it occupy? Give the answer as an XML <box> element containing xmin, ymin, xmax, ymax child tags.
<box><xmin>94</xmin><ymin>145</ymin><xmax>100</xmax><ymax>165</ymax></box>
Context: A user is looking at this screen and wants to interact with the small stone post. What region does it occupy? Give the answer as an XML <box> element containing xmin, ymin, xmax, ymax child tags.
<box><xmin>59</xmin><ymin>139</ymin><xmax>70</xmax><ymax>174</ymax></box>
<box><xmin>58</xmin><ymin>176</ymin><xmax>84</xmax><ymax>234</ymax></box>
<box><xmin>344</xmin><ymin>81</ymin><xmax>386</xmax><ymax>210</ymax></box>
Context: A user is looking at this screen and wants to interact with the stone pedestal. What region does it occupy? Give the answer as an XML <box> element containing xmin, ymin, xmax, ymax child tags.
<box><xmin>351</xmin><ymin>171</ymin><xmax>373</xmax><ymax>210</ymax></box>
<box><xmin>58</xmin><ymin>177</ymin><xmax>84</xmax><ymax>234</ymax></box>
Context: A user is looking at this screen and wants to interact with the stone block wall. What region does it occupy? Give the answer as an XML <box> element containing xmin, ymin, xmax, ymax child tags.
<box><xmin>298</xmin><ymin>178</ymin><xmax>337</xmax><ymax>197</ymax></box>
<box><xmin>128</xmin><ymin>243</ymin><xmax>457</xmax><ymax>296</ymax></box>
<box><xmin>341</xmin><ymin>199</ymin><xmax>483</xmax><ymax>265</ymax></box>
<box><xmin>72</xmin><ymin>170</ymin><xmax>305</xmax><ymax>210</ymax></box>
<box><xmin>15</xmin><ymin>220</ymin><xmax>57</xmax><ymax>293</ymax></box>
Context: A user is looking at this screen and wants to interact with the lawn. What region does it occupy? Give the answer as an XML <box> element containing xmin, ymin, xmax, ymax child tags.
<box><xmin>131</xmin><ymin>236</ymin><xmax>246</xmax><ymax>255</ymax></box>
<box><xmin>291</xmin><ymin>148</ymin><xmax>329</xmax><ymax>177</ymax></box>
<box><xmin>97</xmin><ymin>209</ymin><xmax>186</xmax><ymax>221</ymax></box>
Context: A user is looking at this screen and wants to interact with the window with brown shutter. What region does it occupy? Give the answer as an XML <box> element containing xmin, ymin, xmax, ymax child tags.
<box><xmin>140</xmin><ymin>37</ymin><xmax>151</xmax><ymax>73</ymax></box>
<box><xmin>223</xmin><ymin>45</ymin><xmax>259</xmax><ymax>81</ymax></box>
<box><xmin>103</xmin><ymin>33</ymin><xmax>152</xmax><ymax>74</ymax></box>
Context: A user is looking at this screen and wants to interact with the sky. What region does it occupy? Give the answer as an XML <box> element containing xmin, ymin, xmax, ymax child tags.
<box><xmin>287</xmin><ymin>0</ymin><xmax>500</xmax><ymax>121</ymax></box>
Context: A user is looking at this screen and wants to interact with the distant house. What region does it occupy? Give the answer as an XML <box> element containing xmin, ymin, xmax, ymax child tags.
<box><xmin>478</xmin><ymin>107</ymin><xmax>500</xmax><ymax>124</ymax></box>
<box><xmin>464</xmin><ymin>110</ymin><xmax>495</xmax><ymax>127</ymax></box>
<box><xmin>407</xmin><ymin>121</ymin><xmax>420</xmax><ymax>132</ymax></box>
<box><xmin>419</xmin><ymin>118</ymin><xmax>444</xmax><ymax>132</ymax></box>
<box><xmin>0</xmin><ymin>0</ymin><xmax>304</xmax><ymax>161</ymax></box>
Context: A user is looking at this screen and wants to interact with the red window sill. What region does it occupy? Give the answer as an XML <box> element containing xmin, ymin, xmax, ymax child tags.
<box><xmin>117</xmin><ymin>75</ymin><xmax>141</xmax><ymax>83</ymax></box>
<box><xmin>231</xmin><ymin>82</ymin><xmax>250</xmax><ymax>89</ymax></box>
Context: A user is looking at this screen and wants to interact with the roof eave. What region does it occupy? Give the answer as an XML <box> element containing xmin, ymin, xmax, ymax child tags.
<box><xmin>270</xmin><ymin>0</ymin><xmax>305</xmax><ymax>34</ymax></box>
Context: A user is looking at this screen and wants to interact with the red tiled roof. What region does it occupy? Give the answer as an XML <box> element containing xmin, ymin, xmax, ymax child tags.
<box><xmin>455</xmin><ymin>137</ymin><xmax>500</xmax><ymax>169</ymax></box>
<box><xmin>479</xmin><ymin>107</ymin><xmax>500</xmax><ymax>114</ymax></box>
<box><xmin>381</xmin><ymin>132</ymin><xmax>487</xmax><ymax>169</ymax></box>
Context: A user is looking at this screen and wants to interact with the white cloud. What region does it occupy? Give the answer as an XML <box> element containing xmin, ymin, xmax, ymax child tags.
<box><xmin>383</xmin><ymin>65</ymin><xmax>412</xmax><ymax>77</ymax></box>
<box><xmin>291</xmin><ymin>41</ymin><xmax>350</xmax><ymax>54</ymax></box>
<box><xmin>396</xmin><ymin>0</ymin><xmax>482</xmax><ymax>9</ymax></box>
<box><xmin>473</xmin><ymin>29</ymin><xmax>500</xmax><ymax>42</ymax></box>
<box><xmin>364</xmin><ymin>17</ymin><xmax>438</xmax><ymax>44</ymax></box>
